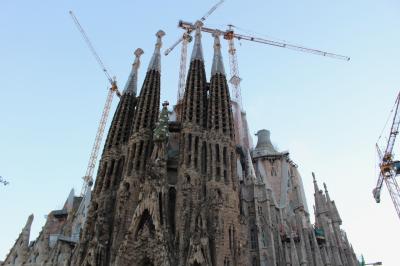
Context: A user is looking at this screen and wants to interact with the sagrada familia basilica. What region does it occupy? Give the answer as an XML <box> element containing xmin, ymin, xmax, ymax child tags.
<box><xmin>2</xmin><ymin>24</ymin><xmax>359</xmax><ymax>266</ymax></box>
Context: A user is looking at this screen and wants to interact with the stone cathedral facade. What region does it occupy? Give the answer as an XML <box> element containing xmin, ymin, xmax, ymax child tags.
<box><xmin>2</xmin><ymin>26</ymin><xmax>359</xmax><ymax>266</ymax></box>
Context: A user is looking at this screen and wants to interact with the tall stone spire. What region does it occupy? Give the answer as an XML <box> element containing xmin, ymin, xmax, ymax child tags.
<box><xmin>75</xmin><ymin>52</ymin><xmax>146</xmax><ymax>265</ymax></box>
<box><xmin>176</xmin><ymin>21</ymin><xmax>209</xmax><ymax>264</ymax></box>
<box><xmin>181</xmin><ymin>22</ymin><xmax>207</xmax><ymax>127</ymax></box>
<box><xmin>313</xmin><ymin>172</ymin><xmax>319</xmax><ymax>193</ymax></box>
<box><xmin>313</xmin><ymin>172</ymin><xmax>327</xmax><ymax>216</ymax></box>
<box><xmin>211</xmin><ymin>31</ymin><xmax>225</xmax><ymax>76</ymax></box>
<box><xmin>109</xmin><ymin>31</ymin><xmax>166</xmax><ymax>263</ymax></box>
<box><xmin>132</xmin><ymin>30</ymin><xmax>165</xmax><ymax>133</ymax></box>
<box><xmin>74</xmin><ymin>49</ymin><xmax>147</xmax><ymax>265</ymax></box>
<box><xmin>22</xmin><ymin>214</ymin><xmax>33</xmax><ymax>246</ymax></box>
<box><xmin>245</xmin><ymin>149</ymin><xmax>257</xmax><ymax>183</ymax></box>
<box><xmin>104</xmin><ymin>48</ymin><xmax>144</xmax><ymax>148</ymax></box>
<box><xmin>123</xmin><ymin>48</ymin><xmax>144</xmax><ymax>95</ymax></box>
<box><xmin>207</xmin><ymin>31</ymin><xmax>234</xmax><ymax>139</ymax></box>
<box><xmin>323</xmin><ymin>182</ymin><xmax>342</xmax><ymax>224</ymax></box>
<box><xmin>147</xmin><ymin>30</ymin><xmax>164</xmax><ymax>72</ymax></box>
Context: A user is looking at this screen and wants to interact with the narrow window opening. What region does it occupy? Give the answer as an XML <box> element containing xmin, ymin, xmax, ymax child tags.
<box><xmin>186</xmin><ymin>134</ymin><xmax>192</xmax><ymax>166</ymax></box>
<box><xmin>180</xmin><ymin>135</ymin><xmax>185</xmax><ymax>165</ymax></box>
<box><xmin>229</xmin><ymin>227</ymin><xmax>232</xmax><ymax>250</ymax></box>
<box><xmin>101</xmin><ymin>162</ymin><xmax>108</xmax><ymax>178</ymax></box>
<box><xmin>251</xmin><ymin>228</ymin><xmax>257</xmax><ymax>249</ymax></box>
<box><xmin>271</xmin><ymin>166</ymin><xmax>277</xmax><ymax>176</ymax></box>
<box><xmin>262</xmin><ymin>229</ymin><xmax>267</xmax><ymax>247</ymax></box>
<box><xmin>252</xmin><ymin>257</ymin><xmax>257</xmax><ymax>266</ymax></box>
<box><xmin>128</xmin><ymin>144</ymin><xmax>136</xmax><ymax>174</ymax></box>
<box><xmin>223</xmin><ymin>146</ymin><xmax>227</xmax><ymax>167</ymax></box>
<box><xmin>194</xmin><ymin>136</ymin><xmax>199</xmax><ymax>169</ymax></box>
<box><xmin>216</xmin><ymin>144</ymin><xmax>220</xmax><ymax>162</ymax></box>
<box><xmin>201</xmin><ymin>141</ymin><xmax>207</xmax><ymax>174</ymax></box>
<box><xmin>136</xmin><ymin>141</ymin><xmax>144</xmax><ymax>170</ymax></box>
<box><xmin>124</xmin><ymin>182</ymin><xmax>130</xmax><ymax>191</ymax></box>
<box><xmin>168</xmin><ymin>188</ymin><xmax>176</xmax><ymax>234</ymax></box>
<box><xmin>107</xmin><ymin>159</ymin><xmax>115</xmax><ymax>176</ymax></box>
<box><xmin>113</xmin><ymin>158</ymin><xmax>124</xmax><ymax>186</ymax></box>
<box><xmin>209</xmin><ymin>143</ymin><xmax>213</xmax><ymax>179</ymax></box>
<box><xmin>159</xmin><ymin>192</ymin><xmax>163</xmax><ymax>225</ymax></box>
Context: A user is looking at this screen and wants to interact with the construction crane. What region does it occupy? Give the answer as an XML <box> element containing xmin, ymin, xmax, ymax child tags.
<box><xmin>69</xmin><ymin>11</ymin><xmax>121</xmax><ymax>196</ymax></box>
<box><xmin>177</xmin><ymin>21</ymin><xmax>350</xmax><ymax>109</ymax></box>
<box><xmin>373</xmin><ymin>91</ymin><xmax>400</xmax><ymax>220</ymax></box>
<box><xmin>164</xmin><ymin>0</ymin><xmax>225</xmax><ymax>101</ymax></box>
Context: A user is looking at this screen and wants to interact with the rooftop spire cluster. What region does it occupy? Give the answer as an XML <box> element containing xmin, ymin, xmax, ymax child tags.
<box><xmin>1</xmin><ymin>22</ymin><xmax>359</xmax><ymax>266</ymax></box>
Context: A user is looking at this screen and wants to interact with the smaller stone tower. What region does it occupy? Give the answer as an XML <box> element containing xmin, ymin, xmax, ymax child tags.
<box><xmin>2</xmin><ymin>215</ymin><xmax>33</xmax><ymax>265</ymax></box>
<box><xmin>313</xmin><ymin>174</ymin><xmax>359</xmax><ymax>266</ymax></box>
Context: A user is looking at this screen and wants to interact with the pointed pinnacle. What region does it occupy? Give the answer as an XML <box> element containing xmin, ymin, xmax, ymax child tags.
<box><xmin>123</xmin><ymin>48</ymin><xmax>144</xmax><ymax>95</ymax></box>
<box><xmin>211</xmin><ymin>30</ymin><xmax>225</xmax><ymax>76</ymax></box>
<box><xmin>323</xmin><ymin>182</ymin><xmax>328</xmax><ymax>192</ymax></box>
<box><xmin>191</xmin><ymin>21</ymin><xmax>204</xmax><ymax>61</ymax></box>
<box><xmin>134</xmin><ymin>48</ymin><xmax>144</xmax><ymax>66</ymax></box>
<box><xmin>148</xmin><ymin>30</ymin><xmax>165</xmax><ymax>72</ymax></box>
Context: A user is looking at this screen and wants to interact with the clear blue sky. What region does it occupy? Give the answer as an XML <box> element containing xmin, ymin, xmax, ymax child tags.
<box><xmin>1</xmin><ymin>0</ymin><xmax>399</xmax><ymax>265</ymax></box>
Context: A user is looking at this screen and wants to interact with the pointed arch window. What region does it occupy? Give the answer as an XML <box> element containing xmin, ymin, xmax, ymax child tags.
<box><xmin>228</xmin><ymin>226</ymin><xmax>232</xmax><ymax>251</ymax></box>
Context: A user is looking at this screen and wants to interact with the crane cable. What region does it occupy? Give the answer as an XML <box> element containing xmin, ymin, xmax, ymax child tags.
<box><xmin>377</xmin><ymin>96</ymin><xmax>398</xmax><ymax>143</ymax></box>
<box><xmin>230</xmin><ymin>24</ymin><xmax>307</xmax><ymax>49</ymax></box>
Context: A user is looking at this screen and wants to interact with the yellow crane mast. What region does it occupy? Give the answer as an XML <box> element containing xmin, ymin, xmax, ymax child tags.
<box><xmin>69</xmin><ymin>11</ymin><xmax>121</xmax><ymax>196</ymax></box>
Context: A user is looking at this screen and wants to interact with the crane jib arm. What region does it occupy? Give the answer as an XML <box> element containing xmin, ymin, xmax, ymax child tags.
<box><xmin>177</xmin><ymin>21</ymin><xmax>350</xmax><ymax>61</ymax></box>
